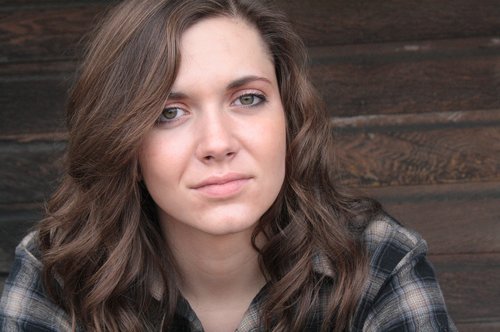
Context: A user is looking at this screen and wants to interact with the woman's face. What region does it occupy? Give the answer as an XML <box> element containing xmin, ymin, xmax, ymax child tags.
<box><xmin>139</xmin><ymin>17</ymin><xmax>286</xmax><ymax>238</ymax></box>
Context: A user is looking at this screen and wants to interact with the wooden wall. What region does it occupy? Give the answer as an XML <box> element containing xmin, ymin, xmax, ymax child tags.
<box><xmin>1</xmin><ymin>0</ymin><xmax>499</xmax><ymax>329</ymax></box>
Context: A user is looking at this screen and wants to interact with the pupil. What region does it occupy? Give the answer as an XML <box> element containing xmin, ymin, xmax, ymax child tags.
<box><xmin>241</xmin><ymin>95</ymin><xmax>254</xmax><ymax>105</ymax></box>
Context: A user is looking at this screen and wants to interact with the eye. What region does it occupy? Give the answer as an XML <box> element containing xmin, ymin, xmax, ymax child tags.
<box><xmin>158</xmin><ymin>107</ymin><xmax>187</xmax><ymax>123</ymax></box>
<box><xmin>232</xmin><ymin>93</ymin><xmax>266</xmax><ymax>107</ymax></box>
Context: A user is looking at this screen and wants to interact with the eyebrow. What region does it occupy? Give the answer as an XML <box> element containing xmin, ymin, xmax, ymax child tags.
<box><xmin>226</xmin><ymin>75</ymin><xmax>272</xmax><ymax>90</ymax></box>
<box><xmin>167</xmin><ymin>75</ymin><xmax>272</xmax><ymax>100</ymax></box>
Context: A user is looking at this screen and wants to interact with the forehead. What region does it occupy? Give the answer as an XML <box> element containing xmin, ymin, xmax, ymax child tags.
<box><xmin>172</xmin><ymin>16</ymin><xmax>275</xmax><ymax>90</ymax></box>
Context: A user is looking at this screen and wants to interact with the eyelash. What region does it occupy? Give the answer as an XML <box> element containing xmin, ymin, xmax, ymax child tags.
<box><xmin>231</xmin><ymin>92</ymin><xmax>267</xmax><ymax>107</ymax></box>
<box><xmin>156</xmin><ymin>91</ymin><xmax>268</xmax><ymax>125</ymax></box>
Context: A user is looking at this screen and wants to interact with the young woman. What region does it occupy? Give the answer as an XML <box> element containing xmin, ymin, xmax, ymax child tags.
<box><xmin>0</xmin><ymin>0</ymin><xmax>456</xmax><ymax>331</ymax></box>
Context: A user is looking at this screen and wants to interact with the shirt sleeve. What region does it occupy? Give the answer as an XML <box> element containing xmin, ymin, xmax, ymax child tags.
<box><xmin>356</xmin><ymin>217</ymin><xmax>457</xmax><ymax>332</ymax></box>
<box><xmin>0</xmin><ymin>232</ymin><xmax>74</xmax><ymax>332</ymax></box>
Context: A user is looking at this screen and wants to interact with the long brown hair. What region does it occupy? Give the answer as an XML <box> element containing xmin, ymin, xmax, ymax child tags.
<box><xmin>38</xmin><ymin>0</ymin><xmax>381</xmax><ymax>331</ymax></box>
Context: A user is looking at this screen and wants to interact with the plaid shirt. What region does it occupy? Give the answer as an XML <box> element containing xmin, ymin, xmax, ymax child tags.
<box><xmin>1</xmin><ymin>215</ymin><xmax>456</xmax><ymax>331</ymax></box>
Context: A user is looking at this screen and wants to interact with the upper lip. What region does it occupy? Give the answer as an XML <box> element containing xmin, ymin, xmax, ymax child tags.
<box><xmin>190</xmin><ymin>173</ymin><xmax>251</xmax><ymax>189</ymax></box>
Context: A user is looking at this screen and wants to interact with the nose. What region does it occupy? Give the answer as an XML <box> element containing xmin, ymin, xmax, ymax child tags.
<box><xmin>195</xmin><ymin>111</ymin><xmax>238</xmax><ymax>163</ymax></box>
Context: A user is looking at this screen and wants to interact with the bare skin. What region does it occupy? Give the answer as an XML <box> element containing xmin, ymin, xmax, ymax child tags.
<box><xmin>166</xmin><ymin>221</ymin><xmax>266</xmax><ymax>332</ymax></box>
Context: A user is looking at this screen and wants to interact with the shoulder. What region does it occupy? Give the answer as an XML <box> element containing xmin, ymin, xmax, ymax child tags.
<box><xmin>0</xmin><ymin>231</ymin><xmax>74</xmax><ymax>331</ymax></box>
<box><xmin>362</xmin><ymin>214</ymin><xmax>427</xmax><ymax>279</ymax></box>
<box><xmin>352</xmin><ymin>214</ymin><xmax>457</xmax><ymax>331</ymax></box>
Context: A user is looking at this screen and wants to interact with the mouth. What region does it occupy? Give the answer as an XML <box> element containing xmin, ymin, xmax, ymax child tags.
<box><xmin>191</xmin><ymin>174</ymin><xmax>252</xmax><ymax>198</ymax></box>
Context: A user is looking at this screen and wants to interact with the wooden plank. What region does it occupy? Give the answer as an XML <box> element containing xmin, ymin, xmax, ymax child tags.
<box><xmin>1</xmin><ymin>1</ymin><xmax>499</xmax><ymax>63</ymax></box>
<box><xmin>456</xmin><ymin>321</ymin><xmax>500</xmax><ymax>332</ymax></box>
<box><xmin>0</xmin><ymin>76</ymin><xmax>70</xmax><ymax>136</ymax></box>
<box><xmin>0</xmin><ymin>61</ymin><xmax>74</xmax><ymax>136</ymax></box>
<box><xmin>0</xmin><ymin>140</ymin><xmax>65</xmax><ymax>204</ymax></box>
<box><xmin>333</xmin><ymin>110</ymin><xmax>500</xmax><ymax>187</ymax></box>
<box><xmin>311</xmin><ymin>37</ymin><xmax>500</xmax><ymax>117</ymax></box>
<box><xmin>276</xmin><ymin>0</ymin><xmax>500</xmax><ymax>46</ymax></box>
<box><xmin>0</xmin><ymin>274</ymin><xmax>6</xmax><ymax>296</ymax></box>
<box><xmin>0</xmin><ymin>1</ymin><xmax>111</xmax><ymax>6</ymax></box>
<box><xmin>0</xmin><ymin>5</ymin><xmax>107</xmax><ymax>63</ymax></box>
<box><xmin>0</xmin><ymin>205</ymin><xmax>41</xmax><ymax>276</ymax></box>
<box><xmin>364</xmin><ymin>181</ymin><xmax>500</xmax><ymax>255</ymax></box>
<box><xmin>431</xmin><ymin>253</ymin><xmax>500</xmax><ymax>324</ymax></box>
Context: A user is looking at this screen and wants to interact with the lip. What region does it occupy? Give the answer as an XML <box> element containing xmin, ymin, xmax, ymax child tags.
<box><xmin>190</xmin><ymin>173</ymin><xmax>252</xmax><ymax>198</ymax></box>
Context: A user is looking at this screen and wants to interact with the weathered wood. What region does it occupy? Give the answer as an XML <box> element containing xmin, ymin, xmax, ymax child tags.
<box><xmin>333</xmin><ymin>110</ymin><xmax>500</xmax><ymax>187</ymax></box>
<box><xmin>0</xmin><ymin>61</ymin><xmax>74</xmax><ymax>136</ymax></box>
<box><xmin>0</xmin><ymin>1</ymin><xmax>112</xmax><ymax>6</ymax></box>
<box><xmin>0</xmin><ymin>5</ymin><xmax>107</xmax><ymax>63</ymax></box>
<box><xmin>431</xmin><ymin>253</ymin><xmax>500</xmax><ymax>323</ymax></box>
<box><xmin>456</xmin><ymin>321</ymin><xmax>500</xmax><ymax>332</ymax></box>
<box><xmin>0</xmin><ymin>76</ymin><xmax>70</xmax><ymax>136</ymax></box>
<box><xmin>0</xmin><ymin>274</ymin><xmax>6</xmax><ymax>295</ymax></box>
<box><xmin>364</xmin><ymin>181</ymin><xmax>500</xmax><ymax>255</ymax></box>
<box><xmin>1</xmin><ymin>1</ymin><xmax>499</xmax><ymax>63</ymax></box>
<box><xmin>276</xmin><ymin>0</ymin><xmax>500</xmax><ymax>46</ymax></box>
<box><xmin>311</xmin><ymin>38</ymin><xmax>500</xmax><ymax>116</ymax></box>
<box><xmin>0</xmin><ymin>140</ymin><xmax>65</xmax><ymax>204</ymax></box>
<box><xmin>0</xmin><ymin>208</ymin><xmax>39</xmax><ymax>272</ymax></box>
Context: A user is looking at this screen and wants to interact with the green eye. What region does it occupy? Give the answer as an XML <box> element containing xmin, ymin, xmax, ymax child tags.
<box><xmin>234</xmin><ymin>93</ymin><xmax>266</xmax><ymax>107</ymax></box>
<box><xmin>162</xmin><ymin>108</ymin><xmax>178</xmax><ymax>119</ymax></box>
<box><xmin>158</xmin><ymin>107</ymin><xmax>186</xmax><ymax>123</ymax></box>
<box><xmin>239</xmin><ymin>95</ymin><xmax>255</xmax><ymax>105</ymax></box>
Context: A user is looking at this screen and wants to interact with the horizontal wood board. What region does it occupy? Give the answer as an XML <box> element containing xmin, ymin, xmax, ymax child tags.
<box><xmin>1</xmin><ymin>1</ymin><xmax>499</xmax><ymax>63</ymax></box>
<box><xmin>364</xmin><ymin>181</ymin><xmax>500</xmax><ymax>255</ymax></box>
<box><xmin>0</xmin><ymin>140</ymin><xmax>65</xmax><ymax>204</ymax></box>
<box><xmin>431</xmin><ymin>253</ymin><xmax>500</xmax><ymax>324</ymax></box>
<box><xmin>311</xmin><ymin>38</ymin><xmax>500</xmax><ymax>116</ymax></box>
<box><xmin>333</xmin><ymin>111</ymin><xmax>500</xmax><ymax>187</ymax></box>
<box><xmin>275</xmin><ymin>0</ymin><xmax>500</xmax><ymax>46</ymax></box>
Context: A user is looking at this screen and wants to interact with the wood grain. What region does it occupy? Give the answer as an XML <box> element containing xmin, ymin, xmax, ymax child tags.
<box><xmin>431</xmin><ymin>253</ymin><xmax>500</xmax><ymax>323</ymax></box>
<box><xmin>456</xmin><ymin>321</ymin><xmax>500</xmax><ymax>332</ymax></box>
<box><xmin>276</xmin><ymin>0</ymin><xmax>500</xmax><ymax>46</ymax></box>
<box><xmin>333</xmin><ymin>110</ymin><xmax>500</xmax><ymax>187</ymax></box>
<box><xmin>0</xmin><ymin>5</ymin><xmax>107</xmax><ymax>63</ymax></box>
<box><xmin>364</xmin><ymin>181</ymin><xmax>500</xmax><ymax>255</ymax></box>
<box><xmin>0</xmin><ymin>140</ymin><xmax>65</xmax><ymax>204</ymax></box>
<box><xmin>0</xmin><ymin>204</ymin><xmax>40</xmax><ymax>275</ymax></box>
<box><xmin>0</xmin><ymin>60</ymin><xmax>75</xmax><ymax>136</ymax></box>
<box><xmin>311</xmin><ymin>37</ymin><xmax>500</xmax><ymax>116</ymax></box>
<box><xmin>1</xmin><ymin>1</ymin><xmax>499</xmax><ymax>62</ymax></box>
<box><xmin>0</xmin><ymin>275</ymin><xmax>6</xmax><ymax>296</ymax></box>
<box><xmin>0</xmin><ymin>0</ymin><xmax>111</xmax><ymax>6</ymax></box>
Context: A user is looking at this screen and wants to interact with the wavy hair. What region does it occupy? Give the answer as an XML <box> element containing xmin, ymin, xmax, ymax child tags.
<box><xmin>38</xmin><ymin>0</ymin><xmax>381</xmax><ymax>331</ymax></box>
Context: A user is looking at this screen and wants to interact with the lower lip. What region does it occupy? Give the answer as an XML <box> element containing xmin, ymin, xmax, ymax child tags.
<box><xmin>195</xmin><ymin>178</ymin><xmax>250</xmax><ymax>198</ymax></box>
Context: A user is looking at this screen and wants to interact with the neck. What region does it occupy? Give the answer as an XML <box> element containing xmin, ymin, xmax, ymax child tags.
<box><xmin>161</xmin><ymin>221</ymin><xmax>267</xmax><ymax>304</ymax></box>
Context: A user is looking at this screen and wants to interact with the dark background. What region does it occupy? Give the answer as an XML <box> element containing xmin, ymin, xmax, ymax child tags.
<box><xmin>1</xmin><ymin>0</ymin><xmax>499</xmax><ymax>329</ymax></box>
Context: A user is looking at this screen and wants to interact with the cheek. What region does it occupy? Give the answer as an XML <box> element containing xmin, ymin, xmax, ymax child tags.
<box><xmin>139</xmin><ymin>134</ymin><xmax>183</xmax><ymax>187</ymax></box>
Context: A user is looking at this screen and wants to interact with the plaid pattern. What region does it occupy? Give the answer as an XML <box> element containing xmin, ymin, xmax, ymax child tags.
<box><xmin>1</xmin><ymin>215</ymin><xmax>456</xmax><ymax>331</ymax></box>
